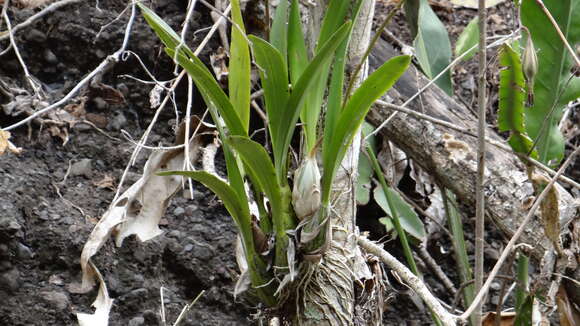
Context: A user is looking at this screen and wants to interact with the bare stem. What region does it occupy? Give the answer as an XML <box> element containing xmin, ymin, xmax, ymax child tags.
<box><xmin>473</xmin><ymin>0</ymin><xmax>488</xmax><ymax>324</ymax></box>
<box><xmin>460</xmin><ymin>146</ymin><xmax>580</xmax><ymax>321</ymax></box>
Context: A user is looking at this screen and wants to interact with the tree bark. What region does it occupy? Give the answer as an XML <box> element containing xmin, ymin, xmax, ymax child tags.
<box><xmin>292</xmin><ymin>1</ymin><xmax>375</xmax><ymax>325</ymax></box>
<box><xmin>367</xmin><ymin>38</ymin><xmax>578</xmax><ymax>261</ymax></box>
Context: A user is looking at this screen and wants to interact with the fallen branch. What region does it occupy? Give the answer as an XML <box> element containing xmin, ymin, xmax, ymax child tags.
<box><xmin>358</xmin><ymin>236</ymin><xmax>458</xmax><ymax>326</ymax></box>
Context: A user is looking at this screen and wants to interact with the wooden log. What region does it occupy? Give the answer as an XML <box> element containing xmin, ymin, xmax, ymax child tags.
<box><xmin>367</xmin><ymin>38</ymin><xmax>578</xmax><ymax>261</ymax></box>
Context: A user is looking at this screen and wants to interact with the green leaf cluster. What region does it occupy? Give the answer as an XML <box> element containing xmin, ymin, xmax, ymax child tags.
<box><xmin>139</xmin><ymin>0</ymin><xmax>409</xmax><ymax>305</ymax></box>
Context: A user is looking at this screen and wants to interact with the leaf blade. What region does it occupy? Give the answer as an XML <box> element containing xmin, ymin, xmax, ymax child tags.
<box><xmin>229</xmin><ymin>0</ymin><xmax>251</xmax><ymax>130</ymax></box>
<box><xmin>322</xmin><ymin>55</ymin><xmax>411</xmax><ymax>203</ymax></box>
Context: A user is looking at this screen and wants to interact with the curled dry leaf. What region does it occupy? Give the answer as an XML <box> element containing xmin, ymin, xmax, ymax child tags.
<box><xmin>0</xmin><ymin>130</ymin><xmax>22</xmax><ymax>155</ymax></box>
<box><xmin>531</xmin><ymin>173</ymin><xmax>562</xmax><ymax>254</ymax></box>
<box><xmin>78</xmin><ymin>117</ymin><xmax>210</xmax><ymax>294</ymax></box>
<box><xmin>76</xmin><ymin>261</ymin><xmax>113</xmax><ymax>326</ymax></box>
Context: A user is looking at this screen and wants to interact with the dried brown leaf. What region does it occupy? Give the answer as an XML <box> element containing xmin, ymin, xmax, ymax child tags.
<box><xmin>482</xmin><ymin>311</ymin><xmax>516</xmax><ymax>326</ymax></box>
<box><xmin>531</xmin><ymin>173</ymin><xmax>562</xmax><ymax>253</ymax></box>
<box><xmin>557</xmin><ymin>284</ymin><xmax>580</xmax><ymax>326</ymax></box>
<box><xmin>93</xmin><ymin>174</ymin><xmax>115</xmax><ymax>191</ymax></box>
<box><xmin>0</xmin><ymin>130</ymin><xmax>22</xmax><ymax>155</ymax></box>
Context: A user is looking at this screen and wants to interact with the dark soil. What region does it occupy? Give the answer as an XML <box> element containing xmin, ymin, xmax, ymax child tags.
<box><xmin>1</xmin><ymin>1</ymin><xmax>251</xmax><ymax>325</ymax></box>
<box><xmin>0</xmin><ymin>0</ymin><xmax>577</xmax><ymax>325</ymax></box>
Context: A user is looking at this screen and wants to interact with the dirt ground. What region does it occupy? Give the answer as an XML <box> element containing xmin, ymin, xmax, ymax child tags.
<box><xmin>0</xmin><ymin>0</ymin><xmax>577</xmax><ymax>325</ymax></box>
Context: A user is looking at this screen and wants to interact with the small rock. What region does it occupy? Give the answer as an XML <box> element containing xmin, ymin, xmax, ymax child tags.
<box><xmin>173</xmin><ymin>207</ymin><xmax>185</xmax><ymax>216</ymax></box>
<box><xmin>0</xmin><ymin>216</ymin><xmax>21</xmax><ymax>236</ymax></box>
<box><xmin>108</xmin><ymin>112</ymin><xmax>127</xmax><ymax>131</ymax></box>
<box><xmin>0</xmin><ymin>269</ymin><xmax>20</xmax><ymax>293</ymax></box>
<box><xmin>185</xmin><ymin>205</ymin><xmax>198</xmax><ymax>216</ymax></box>
<box><xmin>167</xmin><ymin>230</ymin><xmax>182</xmax><ymax>239</ymax></box>
<box><xmin>26</xmin><ymin>29</ymin><xmax>46</xmax><ymax>43</ymax></box>
<box><xmin>116</xmin><ymin>83</ymin><xmax>129</xmax><ymax>97</ymax></box>
<box><xmin>41</xmin><ymin>290</ymin><xmax>70</xmax><ymax>310</ymax></box>
<box><xmin>0</xmin><ymin>244</ymin><xmax>8</xmax><ymax>255</ymax></box>
<box><xmin>142</xmin><ymin>310</ymin><xmax>159</xmax><ymax>324</ymax></box>
<box><xmin>86</xmin><ymin>113</ymin><xmax>108</xmax><ymax>128</ymax></box>
<box><xmin>44</xmin><ymin>49</ymin><xmax>58</xmax><ymax>64</ymax></box>
<box><xmin>193</xmin><ymin>246</ymin><xmax>213</xmax><ymax>260</ymax></box>
<box><xmin>70</xmin><ymin>159</ymin><xmax>93</xmax><ymax>177</ymax></box>
<box><xmin>15</xmin><ymin>242</ymin><xmax>33</xmax><ymax>260</ymax></box>
<box><xmin>0</xmin><ymin>260</ymin><xmax>12</xmax><ymax>272</ymax></box>
<box><xmin>95</xmin><ymin>49</ymin><xmax>106</xmax><ymax>59</ymax></box>
<box><xmin>128</xmin><ymin>316</ymin><xmax>145</xmax><ymax>326</ymax></box>
<box><xmin>92</xmin><ymin>97</ymin><xmax>108</xmax><ymax>111</ymax></box>
<box><xmin>183</xmin><ymin>244</ymin><xmax>193</xmax><ymax>252</ymax></box>
<box><xmin>48</xmin><ymin>274</ymin><xmax>64</xmax><ymax>286</ymax></box>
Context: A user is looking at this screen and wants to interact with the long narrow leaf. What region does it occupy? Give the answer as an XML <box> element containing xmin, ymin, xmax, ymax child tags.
<box><xmin>167</xmin><ymin>49</ymin><xmax>246</xmax><ymax>136</ymax></box>
<box><xmin>229</xmin><ymin>0</ymin><xmax>251</xmax><ymax>130</ymax></box>
<box><xmin>288</xmin><ymin>0</ymin><xmax>308</xmax><ymax>85</ymax></box>
<box><xmin>317</xmin><ymin>0</ymin><xmax>351</xmax><ymax>49</ymax></box>
<box><xmin>276</xmin><ymin>22</ymin><xmax>352</xmax><ymax>178</ymax></box>
<box><xmin>322</xmin><ymin>55</ymin><xmax>411</xmax><ymax>203</ymax></box>
<box><xmin>270</xmin><ymin>0</ymin><xmax>289</xmax><ymax>63</ymax></box>
<box><xmin>228</xmin><ymin>136</ymin><xmax>295</xmax><ymax>268</ymax></box>
<box><xmin>248</xmin><ymin>36</ymin><xmax>290</xmax><ymax>173</ymax></box>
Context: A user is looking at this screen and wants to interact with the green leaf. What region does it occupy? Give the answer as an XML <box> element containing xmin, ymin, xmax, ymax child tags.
<box><xmin>411</xmin><ymin>0</ymin><xmax>453</xmax><ymax>94</ymax></box>
<box><xmin>508</xmin><ymin>132</ymin><xmax>538</xmax><ymax>159</ymax></box>
<box><xmin>270</xmin><ymin>0</ymin><xmax>288</xmax><ymax>63</ymax></box>
<box><xmin>514</xmin><ymin>294</ymin><xmax>534</xmax><ymax>326</ymax></box>
<box><xmin>228</xmin><ymin>136</ymin><xmax>282</xmax><ymax>217</ymax></box>
<box><xmin>356</xmin><ymin>123</ymin><xmax>377</xmax><ymax>205</ymax></box>
<box><xmin>521</xmin><ymin>0</ymin><xmax>580</xmax><ymax>164</ymax></box>
<box><xmin>228</xmin><ymin>136</ymin><xmax>295</xmax><ymax>268</ymax></box>
<box><xmin>515</xmin><ymin>254</ymin><xmax>530</xmax><ymax>312</ymax></box>
<box><xmin>455</xmin><ymin>17</ymin><xmax>479</xmax><ymax>61</ymax></box>
<box><xmin>166</xmin><ymin>49</ymin><xmax>246</xmax><ymax>137</ymax></box>
<box><xmin>288</xmin><ymin>0</ymin><xmax>308</xmax><ymax>85</ymax></box>
<box><xmin>229</xmin><ymin>0</ymin><xmax>251</xmax><ymax>131</ymax></box>
<box><xmin>498</xmin><ymin>44</ymin><xmax>526</xmax><ymax>134</ymax></box>
<box><xmin>322</xmin><ymin>55</ymin><xmax>411</xmax><ymax>204</ymax></box>
<box><xmin>248</xmin><ymin>36</ymin><xmax>290</xmax><ymax>173</ymax></box>
<box><xmin>299</xmin><ymin>0</ymin><xmax>353</xmax><ymax>151</ymax></box>
<box><xmin>375</xmin><ymin>187</ymin><xmax>426</xmax><ymax>241</ymax></box>
<box><xmin>276</xmin><ymin>22</ymin><xmax>352</xmax><ymax>178</ymax></box>
<box><xmin>138</xmin><ymin>4</ymin><xmax>196</xmax><ymax>59</ymax></box>
<box><xmin>317</xmin><ymin>0</ymin><xmax>351</xmax><ymax>49</ymax></box>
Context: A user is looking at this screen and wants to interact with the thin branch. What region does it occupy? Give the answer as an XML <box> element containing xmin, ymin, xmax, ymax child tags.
<box><xmin>358</xmin><ymin>237</ymin><xmax>458</xmax><ymax>325</ymax></box>
<box><xmin>0</xmin><ymin>0</ymin><xmax>82</xmax><ymax>42</ymax></box>
<box><xmin>1</xmin><ymin>2</ymin><xmax>137</xmax><ymax>131</ymax></box>
<box><xmin>460</xmin><ymin>145</ymin><xmax>580</xmax><ymax>321</ymax></box>
<box><xmin>2</xmin><ymin>0</ymin><xmax>42</xmax><ymax>94</ymax></box>
<box><xmin>473</xmin><ymin>0</ymin><xmax>488</xmax><ymax>323</ymax></box>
